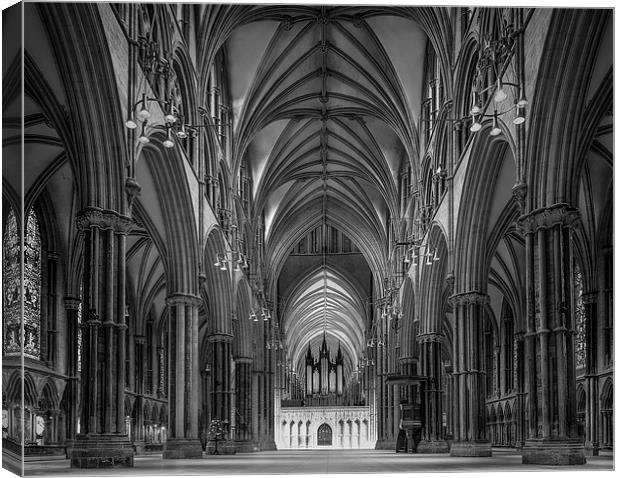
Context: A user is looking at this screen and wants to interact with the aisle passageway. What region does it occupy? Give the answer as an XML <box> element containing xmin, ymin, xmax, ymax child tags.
<box><xmin>2</xmin><ymin>3</ymin><xmax>614</xmax><ymax>475</ymax></box>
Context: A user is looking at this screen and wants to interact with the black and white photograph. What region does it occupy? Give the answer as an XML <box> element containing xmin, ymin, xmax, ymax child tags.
<box><xmin>1</xmin><ymin>1</ymin><xmax>616</xmax><ymax>477</ymax></box>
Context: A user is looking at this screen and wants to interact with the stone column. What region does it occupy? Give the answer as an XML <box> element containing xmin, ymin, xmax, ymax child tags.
<box><xmin>133</xmin><ymin>335</ymin><xmax>146</xmax><ymax>453</ymax></box>
<box><xmin>518</xmin><ymin>204</ymin><xmax>585</xmax><ymax>465</ymax></box>
<box><xmin>208</xmin><ymin>333</ymin><xmax>233</xmax><ymax>423</ymax></box>
<box><xmin>263</xmin><ymin>346</ymin><xmax>277</xmax><ymax>450</ymax></box>
<box><xmin>46</xmin><ymin>409</ymin><xmax>61</xmax><ymax>444</ymax></box>
<box><xmin>46</xmin><ymin>253</ymin><xmax>59</xmax><ymax>366</ymax></box>
<box><xmin>514</xmin><ymin>332</ymin><xmax>526</xmax><ymax>450</ymax></box>
<box><xmin>374</xmin><ymin>338</ymin><xmax>395</xmax><ymax>450</ymax></box>
<box><xmin>70</xmin><ymin>208</ymin><xmax>134</xmax><ymax>468</ymax></box>
<box><xmin>234</xmin><ymin>357</ymin><xmax>253</xmax><ymax>452</ymax></box>
<box><xmin>582</xmin><ymin>291</ymin><xmax>599</xmax><ymax>456</ymax></box>
<box><xmin>449</xmin><ymin>292</ymin><xmax>492</xmax><ymax>457</ymax></box>
<box><xmin>64</xmin><ymin>296</ymin><xmax>81</xmax><ymax>443</ymax></box>
<box><xmin>252</xmin><ymin>368</ymin><xmax>260</xmax><ymax>449</ymax></box>
<box><xmin>163</xmin><ymin>294</ymin><xmax>202</xmax><ymax>459</ymax></box>
<box><xmin>417</xmin><ymin>333</ymin><xmax>449</xmax><ymax>453</ymax></box>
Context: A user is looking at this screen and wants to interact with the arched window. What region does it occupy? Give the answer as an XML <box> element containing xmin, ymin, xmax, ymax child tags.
<box><xmin>573</xmin><ymin>264</ymin><xmax>586</xmax><ymax>369</ymax></box>
<box><xmin>317</xmin><ymin>423</ymin><xmax>332</xmax><ymax>446</ymax></box>
<box><xmin>3</xmin><ymin>208</ymin><xmax>42</xmax><ymax>359</ymax></box>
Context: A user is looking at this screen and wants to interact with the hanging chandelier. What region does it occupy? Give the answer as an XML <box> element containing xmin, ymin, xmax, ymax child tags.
<box><xmin>468</xmin><ymin>20</ymin><xmax>528</xmax><ymax>136</ymax></box>
<box><xmin>125</xmin><ymin>22</ymin><xmax>229</xmax><ymax>149</ymax></box>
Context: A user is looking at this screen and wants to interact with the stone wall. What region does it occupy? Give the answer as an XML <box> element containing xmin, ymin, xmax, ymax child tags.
<box><xmin>275</xmin><ymin>406</ymin><xmax>373</xmax><ymax>449</ymax></box>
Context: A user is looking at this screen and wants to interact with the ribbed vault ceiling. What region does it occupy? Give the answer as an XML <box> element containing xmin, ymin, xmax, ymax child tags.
<box><xmin>224</xmin><ymin>6</ymin><xmax>428</xmax><ymax>386</ymax></box>
<box><xmin>283</xmin><ymin>267</ymin><xmax>367</xmax><ymax>380</ymax></box>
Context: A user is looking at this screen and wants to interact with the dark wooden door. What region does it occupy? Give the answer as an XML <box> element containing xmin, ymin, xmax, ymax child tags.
<box><xmin>317</xmin><ymin>423</ymin><xmax>332</xmax><ymax>446</ymax></box>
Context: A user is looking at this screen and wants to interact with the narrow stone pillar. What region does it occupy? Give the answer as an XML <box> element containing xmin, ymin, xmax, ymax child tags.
<box><xmin>514</xmin><ymin>332</ymin><xmax>526</xmax><ymax>449</ymax></box>
<box><xmin>46</xmin><ymin>253</ymin><xmax>59</xmax><ymax>365</ymax></box>
<box><xmin>417</xmin><ymin>333</ymin><xmax>449</xmax><ymax>453</ymax></box>
<box><xmin>208</xmin><ymin>333</ymin><xmax>233</xmax><ymax>423</ymax></box>
<box><xmin>47</xmin><ymin>409</ymin><xmax>61</xmax><ymax>444</ymax></box>
<box><xmin>251</xmin><ymin>368</ymin><xmax>260</xmax><ymax>449</ymax></box>
<box><xmin>64</xmin><ymin>297</ymin><xmax>81</xmax><ymax>443</ymax></box>
<box><xmin>374</xmin><ymin>343</ymin><xmax>392</xmax><ymax>449</ymax></box>
<box><xmin>582</xmin><ymin>291</ymin><xmax>599</xmax><ymax>456</ymax></box>
<box><xmin>133</xmin><ymin>335</ymin><xmax>146</xmax><ymax>452</ymax></box>
<box><xmin>70</xmin><ymin>208</ymin><xmax>134</xmax><ymax>468</ymax></box>
<box><xmin>449</xmin><ymin>292</ymin><xmax>492</xmax><ymax>457</ymax></box>
<box><xmin>518</xmin><ymin>204</ymin><xmax>585</xmax><ymax>465</ymax></box>
<box><xmin>263</xmin><ymin>346</ymin><xmax>277</xmax><ymax>450</ymax></box>
<box><xmin>163</xmin><ymin>294</ymin><xmax>202</xmax><ymax>459</ymax></box>
<box><xmin>234</xmin><ymin>357</ymin><xmax>253</xmax><ymax>451</ymax></box>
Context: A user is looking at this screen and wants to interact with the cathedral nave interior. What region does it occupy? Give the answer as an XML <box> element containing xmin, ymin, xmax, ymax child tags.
<box><xmin>1</xmin><ymin>2</ymin><xmax>614</xmax><ymax>475</ymax></box>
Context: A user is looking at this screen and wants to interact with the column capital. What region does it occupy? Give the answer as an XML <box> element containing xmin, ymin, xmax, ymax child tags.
<box><xmin>85</xmin><ymin>308</ymin><xmax>101</xmax><ymax>326</ymax></box>
<box><xmin>166</xmin><ymin>293</ymin><xmax>202</xmax><ymax>307</ymax></box>
<box><xmin>64</xmin><ymin>296</ymin><xmax>81</xmax><ymax>310</ymax></box>
<box><xmin>448</xmin><ymin>291</ymin><xmax>489</xmax><ymax>306</ymax></box>
<box><xmin>417</xmin><ymin>332</ymin><xmax>444</xmax><ymax>343</ymax></box>
<box><xmin>517</xmin><ymin>203</ymin><xmax>580</xmax><ymax>234</ymax></box>
<box><xmin>134</xmin><ymin>334</ymin><xmax>146</xmax><ymax>345</ymax></box>
<box><xmin>75</xmin><ymin>207</ymin><xmax>134</xmax><ymax>233</ymax></box>
<box><xmin>399</xmin><ymin>356</ymin><xmax>417</xmax><ymax>365</ymax></box>
<box><xmin>207</xmin><ymin>333</ymin><xmax>233</xmax><ymax>343</ymax></box>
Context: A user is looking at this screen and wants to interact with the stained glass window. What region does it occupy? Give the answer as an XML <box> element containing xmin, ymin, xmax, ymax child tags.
<box><xmin>3</xmin><ymin>209</ymin><xmax>21</xmax><ymax>355</ymax></box>
<box><xmin>574</xmin><ymin>265</ymin><xmax>586</xmax><ymax>369</ymax></box>
<box><xmin>3</xmin><ymin>208</ymin><xmax>42</xmax><ymax>359</ymax></box>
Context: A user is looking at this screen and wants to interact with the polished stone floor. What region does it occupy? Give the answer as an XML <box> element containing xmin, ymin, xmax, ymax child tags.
<box><xmin>15</xmin><ymin>449</ymin><xmax>615</xmax><ymax>478</ymax></box>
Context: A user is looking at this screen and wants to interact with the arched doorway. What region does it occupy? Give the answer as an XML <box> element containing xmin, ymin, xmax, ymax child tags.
<box><xmin>317</xmin><ymin>423</ymin><xmax>332</xmax><ymax>446</ymax></box>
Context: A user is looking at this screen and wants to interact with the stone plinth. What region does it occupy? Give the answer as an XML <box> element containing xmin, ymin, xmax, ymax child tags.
<box><xmin>206</xmin><ymin>439</ymin><xmax>236</xmax><ymax>455</ymax></box>
<box><xmin>450</xmin><ymin>440</ymin><xmax>492</xmax><ymax>457</ymax></box>
<box><xmin>234</xmin><ymin>440</ymin><xmax>256</xmax><ymax>453</ymax></box>
<box><xmin>259</xmin><ymin>439</ymin><xmax>277</xmax><ymax>451</ymax></box>
<box><xmin>522</xmin><ymin>439</ymin><xmax>586</xmax><ymax>465</ymax></box>
<box><xmin>584</xmin><ymin>441</ymin><xmax>599</xmax><ymax>456</ymax></box>
<box><xmin>375</xmin><ymin>439</ymin><xmax>397</xmax><ymax>450</ymax></box>
<box><xmin>162</xmin><ymin>438</ymin><xmax>203</xmax><ymax>459</ymax></box>
<box><xmin>417</xmin><ymin>439</ymin><xmax>449</xmax><ymax>453</ymax></box>
<box><xmin>69</xmin><ymin>434</ymin><xmax>134</xmax><ymax>468</ymax></box>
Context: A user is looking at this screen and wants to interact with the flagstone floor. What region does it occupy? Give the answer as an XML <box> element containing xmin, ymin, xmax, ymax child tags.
<box><xmin>11</xmin><ymin>448</ymin><xmax>615</xmax><ymax>478</ymax></box>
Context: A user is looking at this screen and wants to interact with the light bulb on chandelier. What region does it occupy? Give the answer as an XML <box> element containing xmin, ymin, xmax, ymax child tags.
<box><xmin>513</xmin><ymin>98</ymin><xmax>528</xmax><ymax>125</ymax></box>
<box><xmin>470</xmin><ymin>115</ymin><xmax>482</xmax><ymax>132</ymax></box>
<box><xmin>163</xmin><ymin>130</ymin><xmax>174</xmax><ymax>149</ymax></box>
<box><xmin>138</xmin><ymin>122</ymin><xmax>150</xmax><ymax>144</ymax></box>
<box><xmin>490</xmin><ymin>111</ymin><xmax>502</xmax><ymax>136</ymax></box>
<box><xmin>137</xmin><ymin>107</ymin><xmax>151</xmax><ymax>122</ymax></box>
<box><xmin>176</xmin><ymin>124</ymin><xmax>188</xmax><ymax>139</ymax></box>
<box><xmin>494</xmin><ymin>78</ymin><xmax>507</xmax><ymax>103</ymax></box>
